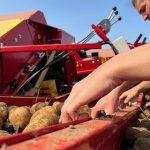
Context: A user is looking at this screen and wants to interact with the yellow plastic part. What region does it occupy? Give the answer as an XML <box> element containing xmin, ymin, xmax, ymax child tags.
<box><xmin>101</xmin><ymin>57</ymin><xmax>107</xmax><ymax>64</ymax></box>
<box><xmin>0</xmin><ymin>19</ymin><xmax>24</xmax><ymax>37</ymax></box>
<box><xmin>40</xmin><ymin>80</ymin><xmax>58</xmax><ymax>97</ymax></box>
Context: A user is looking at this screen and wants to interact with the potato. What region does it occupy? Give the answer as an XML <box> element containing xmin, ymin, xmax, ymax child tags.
<box><xmin>145</xmin><ymin>94</ymin><xmax>150</xmax><ymax>101</ymax></box>
<box><xmin>136</xmin><ymin>119</ymin><xmax>150</xmax><ymax>131</ymax></box>
<box><xmin>0</xmin><ymin>115</ymin><xmax>3</xmax><ymax>130</ymax></box>
<box><xmin>78</xmin><ymin>113</ymin><xmax>90</xmax><ymax>119</ymax></box>
<box><xmin>0</xmin><ymin>102</ymin><xmax>8</xmax><ymax>121</ymax></box>
<box><xmin>30</xmin><ymin>106</ymin><xmax>56</xmax><ymax>122</ymax></box>
<box><xmin>0</xmin><ymin>102</ymin><xmax>7</xmax><ymax>106</ymax></box>
<box><xmin>29</xmin><ymin>111</ymin><xmax>58</xmax><ymax>124</ymax></box>
<box><xmin>145</xmin><ymin>101</ymin><xmax>150</xmax><ymax>108</ymax></box>
<box><xmin>2</xmin><ymin>119</ymin><xmax>14</xmax><ymax>133</ymax></box>
<box><xmin>143</xmin><ymin>109</ymin><xmax>150</xmax><ymax>118</ymax></box>
<box><xmin>78</xmin><ymin>105</ymin><xmax>91</xmax><ymax>116</ymax></box>
<box><xmin>30</xmin><ymin>102</ymin><xmax>49</xmax><ymax>114</ymax></box>
<box><xmin>23</xmin><ymin>112</ymin><xmax>59</xmax><ymax>132</ymax></box>
<box><xmin>133</xmin><ymin>137</ymin><xmax>150</xmax><ymax>150</ymax></box>
<box><xmin>8</xmin><ymin>106</ymin><xmax>18</xmax><ymax>113</ymax></box>
<box><xmin>52</xmin><ymin>101</ymin><xmax>63</xmax><ymax>115</ymax></box>
<box><xmin>139</xmin><ymin>113</ymin><xmax>147</xmax><ymax>119</ymax></box>
<box><xmin>125</xmin><ymin>127</ymin><xmax>150</xmax><ymax>145</ymax></box>
<box><xmin>9</xmin><ymin>106</ymin><xmax>31</xmax><ymax>131</ymax></box>
<box><xmin>0</xmin><ymin>130</ymin><xmax>10</xmax><ymax>137</ymax></box>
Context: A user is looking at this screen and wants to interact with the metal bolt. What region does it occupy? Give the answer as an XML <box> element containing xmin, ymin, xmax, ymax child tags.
<box><xmin>79</xmin><ymin>64</ymin><xmax>83</xmax><ymax>67</ymax></box>
<box><xmin>18</xmin><ymin>34</ymin><xmax>22</xmax><ymax>39</ymax></box>
<box><xmin>0</xmin><ymin>43</ymin><xmax>4</xmax><ymax>47</ymax></box>
<box><xmin>15</xmin><ymin>38</ymin><xmax>18</xmax><ymax>42</ymax></box>
<box><xmin>64</xmin><ymin>84</ymin><xmax>68</xmax><ymax>87</ymax></box>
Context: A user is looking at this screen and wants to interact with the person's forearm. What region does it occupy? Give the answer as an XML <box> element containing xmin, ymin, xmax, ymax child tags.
<box><xmin>82</xmin><ymin>43</ymin><xmax>150</xmax><ymax>104</ymax></box>
<box><xmin>62</xmin><ymin>43</ymin><xmax>150</xmax><ymax>112</ymax></box>
<box><xmin>108</xmin><ymin>43</ymin><xmax>150</xmax><ymax>81</ymax></box>
<box><xmin>88</xmin><ymin>43</ymin><xmax>150</xmax><ymax>87</ymax></box>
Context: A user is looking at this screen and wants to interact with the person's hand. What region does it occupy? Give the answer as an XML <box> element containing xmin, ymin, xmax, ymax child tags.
<box><xmin>119</xmin><ymin>88</ymin><xmax>139</xmax><ymax>104</ymax></box>
<box><xmin>59</xmin><ymin>55</ymin><xmax>125</xmax><ymax>123</ymax></box>
<box><xmin>91</xmin><ymin>89</ymin><xmax>120</xmax><ymax>119</ymax></box>
<box><xmin>59</xmin><ymin>81</ymin><xmax>92</xmax><ymax>123</ymax></box>
<box><xmin>59</xmin><ymin>69</ymin><xmax>121</xmax><ymax>123</ymax></box>
<box><xmin>59</xmin><ymin>92</ymin><xmax>80</xmax><ymax>123</ymax></box>
<box><xmin>59</xmin><ymin>78</ymin><xmax>106</xmax><ymax>123</ymax></box>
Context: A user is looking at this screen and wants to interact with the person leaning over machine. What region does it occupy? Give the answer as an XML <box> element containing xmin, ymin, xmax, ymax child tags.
<box><xmin>60</xmin><ymin>0</ymin><xmax>150</xmax><ymax>123</ymax></box>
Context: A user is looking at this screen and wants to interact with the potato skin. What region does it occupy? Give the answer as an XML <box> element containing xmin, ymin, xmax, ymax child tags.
<box><xmin>23</xmin><ymin>111</ymin><xmax>59</xmax><ymax>132</ymax></box>
<box><xmin>2</xmin><ymin>119</ymin><xmax>14</xmax><ymax>133</ymax></box>
<box><xmin>0</xmin><ymin>130</ymin><xmax>10</xmax><ymax>137</ymax></box>
<box><xmin>52</xmin><ymin>101</ymin><xmax>64</xmax><ymax>115</ymax></box>
<box><xmin>125</xmin><ymin>127</ymin><xmax>150</xmax><ymax>145</ymax></box>
<box><xmin>0</xmin><ymin>102</ymin><xmax>7</xmax><ymax>107</ymax></box>
<box><xmin>30</xmin><ymin>106</ymin><xmax>56</xmax><ymax>121</ymax></box>
<box><xmin>9</xmin><ymin>106</ymin><xmax>31</xmax><ymax>130</ymax></box>
<box><xmin>0</xmin><ymin>102</ymin><xmax>8</xmax><ymax>121</ymax></box>
<box><xmin>78</xmin><ymin>105</ymin><xmax>91</xmax><ymax>116</ymax></box>
<box><xmin>8</xmin><ymin>106</ymin><xmax>18</xmax><ymax>113</ymax></box>
<box><xmin>30</xmin><ymin>102</ymin><xmax>49</xmax><ymax>114</ymax></box>
<box><xmin>0</xmin><ymin>115</ymin><xmax>3</xmax><ymax>130</ymax></box>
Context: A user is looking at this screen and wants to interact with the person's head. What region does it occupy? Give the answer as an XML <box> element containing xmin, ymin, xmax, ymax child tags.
<box><xmin>132</xmin><ymin>0</ymin><xmax>150</xmax><ymax>21</ymax></box>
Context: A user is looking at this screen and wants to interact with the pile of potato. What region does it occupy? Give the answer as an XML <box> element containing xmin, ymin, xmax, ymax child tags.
<box><xmin>0</xmin><ymin>101</ymin><xmax>91</xmax><ymax>138</ymax></box>
<box><xmin>124</xmin><ymin>94</ymin><xmax>150</xmax><ymax>150</ymax></box>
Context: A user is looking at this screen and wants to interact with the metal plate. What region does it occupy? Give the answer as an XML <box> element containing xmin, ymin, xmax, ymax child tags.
<box><xmin>99</xmin><ymin>19</ymin><xmax>111</xmax><ymax>33</ymax></box>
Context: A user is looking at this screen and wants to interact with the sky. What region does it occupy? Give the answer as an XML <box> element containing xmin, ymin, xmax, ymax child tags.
<box><xmin>0</xmin><ymin>0</ymin><xmax>149</xmax><ymax>44</ymax></box>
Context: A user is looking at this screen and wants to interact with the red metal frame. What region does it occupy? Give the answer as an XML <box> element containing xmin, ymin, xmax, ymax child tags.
<box><xmin>128</xmin><ymin>34</ymin><xmax>147</xmax><ymax>49</ymax></box>
<box><xmin>0</xmin><ymin>42</ymin><xmax>102</xmax><ymax>53</ymax></box>
<box><xmin>92</xmin><ymin>24</ymin><xmax>109</xmax><ymax>41</ymax></box>
<box><xmin>0</xmin><ymin>42</ymin><xmax>104</xmax><ymax>94</ymax></box>
<box><xmin>1</xmin><ymin>10</ymin><xmax>148</xmax><ymax>96</ymax></box>
<box><xmin>0</xmin><ymin>39</ymin><xmax>112</xmax><ymax>94</ymax></box>
<box><xmin>0</xmin><ymin>94</ymin><xmax>143</xmax><ymax>149</ymax></box>
<box><xmin>0</xmin><ymin>11</ymin><xmax>75</xmax><ymax>95</ymax></box>
<box><xmin>0</xmin><ymin>117</ymin><xmax>89</xmax><ymax>147</ymax></box>
<box><xmin>3</xmin><ymin>52</ymin><xmax>45</xmax><ymax>94</ymax></box>
<box><xmin>0</xmin><ymin>11</ymin><xmax>146</xmax><ymax>149</ymax></box>
<box><xmin>0</xmin><ymin>23</ymin><xmax>113</xmax><ymax>94</ymax></box>
<box><xmin>6</xmin><ymin>98</ymin><xmax>143</xmax><ymax>150</ymax></box>
<box><xmin>0</xmin><ymin>9</ymin><xmax>121</xmax><ymax>95</ymax></box>
<box><xmin>1</xmin><ymin>26</ymin><xmax>148</xmax><ymax>96</ymax></box>
<box><xmin>0</xmin><ymin>94</ymin><xmax>88</xmax><ymax>147</ymax></box>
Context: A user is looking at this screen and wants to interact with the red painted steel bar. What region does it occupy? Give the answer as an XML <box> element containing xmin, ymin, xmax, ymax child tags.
<box><xmin>0</xmin><ymin>42</ymin><xmax>102</xmax><ymax>53</ymax></box>
<box><xmin>0</xmin><ymin>94</ymin><xmax>69</xmax><ymax>106</ymax></box>
<box><xmin>92</xmin><ymin>24</ymin><xmax>109</xmax><ymax>41</ymax></box>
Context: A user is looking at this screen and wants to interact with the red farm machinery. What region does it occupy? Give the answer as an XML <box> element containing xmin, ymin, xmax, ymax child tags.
<box><xmin>0</xmin><ymin>7</ymin><xmax>147</xmax><ymax>150</ymax></box>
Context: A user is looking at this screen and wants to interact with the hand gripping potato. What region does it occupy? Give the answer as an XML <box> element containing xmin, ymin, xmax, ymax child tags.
<box><xmin>78</xmin><ymin>105</ymin><xmax>91</xmax><ymax>116</ymax></box>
